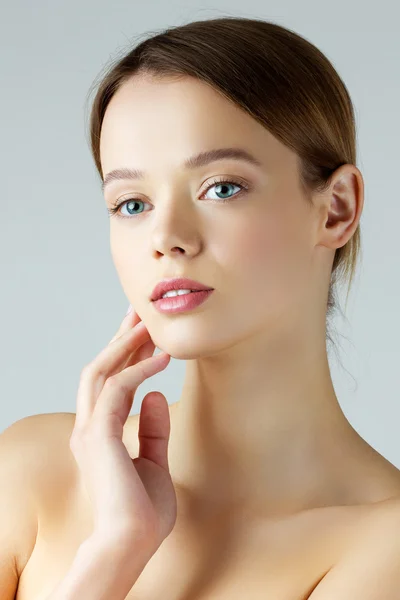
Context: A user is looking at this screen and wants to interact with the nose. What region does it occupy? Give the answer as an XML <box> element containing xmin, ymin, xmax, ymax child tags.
<box><xmin>150</xmin><ymin>198</ymin><xmax>202</xmax><ymax>258</ymax></box>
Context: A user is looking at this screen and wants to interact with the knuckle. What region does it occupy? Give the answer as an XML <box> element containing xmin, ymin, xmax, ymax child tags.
<box><xmin>71</xmin><ymin>423</ymin><xmax>101</xmax><ymax>453</ymax></box>
<box><xmin>80</xmin><ymin>362</ymin><xmax>95</xmax><ymax>378</ymax></box>
<box><xmin>69</xmin><ymin>425</ymin><xmax>87</xmax><ymax>448</ymax></box>
<box><xmin>81</xmin><ymin>362</ymin><xmax>106</xmax><ymax>381</ymax></box>
<box><xmin>134</xmin><ymin>360</ymin><xmax>146</xmax><ymax>380</ymax></box>
<box><xmin>103</xmin><ymin>375</ymin><xmax>119</xmax><ymax>390</ymax></box>
<box><xmin>104</xmin><ymin>375</ymin><xmax>130</xmax><ymax>395</ymax></box>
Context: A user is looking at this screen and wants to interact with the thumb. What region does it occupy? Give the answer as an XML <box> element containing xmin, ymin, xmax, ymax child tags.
<box><xmin>138</xmin><ymin>391</ymin><xmax>171</xmax><ymax>471</ymax></box>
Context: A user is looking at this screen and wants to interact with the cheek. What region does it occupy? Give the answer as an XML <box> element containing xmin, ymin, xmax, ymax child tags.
<box><xmin>230</xmin><ymin>215</ymin><xmax>311</xmax><ymax>311</ymax></box>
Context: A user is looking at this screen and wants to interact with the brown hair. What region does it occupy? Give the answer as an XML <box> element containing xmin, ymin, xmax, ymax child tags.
<box><xmin>85</xmin><ymin>16</ymin><xmax>362</xmax><ymax>359</ymax></box>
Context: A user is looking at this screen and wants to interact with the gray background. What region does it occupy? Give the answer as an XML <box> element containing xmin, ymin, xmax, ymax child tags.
<box><xmin>1</xmin><ymin>1</ymin><xmax>399</xmax><ymax>467</ymax></box>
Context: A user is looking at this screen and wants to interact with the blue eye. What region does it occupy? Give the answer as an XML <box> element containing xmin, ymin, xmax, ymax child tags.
<box><xmin>107</xmin><ymin>176</ymin><xmax>249</xmax><ymax>220</ymax></box>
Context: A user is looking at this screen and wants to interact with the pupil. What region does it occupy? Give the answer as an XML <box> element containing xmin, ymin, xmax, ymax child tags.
<box><xmin>217</xmin><ymin>184</ymin><xmax>230</xmax><ymax>197</ymax></box>
<box><xmin>127</xmin><ymin>200</ymin><xmax>142</xmax><ymax>214</ymax></box>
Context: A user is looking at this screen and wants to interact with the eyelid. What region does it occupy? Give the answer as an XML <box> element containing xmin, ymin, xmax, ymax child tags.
<box><xmin>200</xmin><ymin>174</ymin><xmax>249</xmax><ymax>195</ymax></box>
<box><xmin>109</xmin><ymin>173</ymin><xmax>250</xmax><ymax>204</ymax></box>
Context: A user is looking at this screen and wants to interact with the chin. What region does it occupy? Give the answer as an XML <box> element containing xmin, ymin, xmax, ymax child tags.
<box><xmin>154</xmin><ymin>335</ymin><xmax>234</xmax><ymax>361</ymax></box>
<box><xmin>156</xmin><ymin>346</ymin><xmax>203</xmax><ymax>361</ymax></box>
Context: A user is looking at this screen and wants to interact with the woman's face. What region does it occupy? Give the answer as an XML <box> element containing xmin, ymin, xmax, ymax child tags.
<box><xmin>99</xmin><ymin>74</ymin><xmax>327</xmax><ymax>359</ymax></box>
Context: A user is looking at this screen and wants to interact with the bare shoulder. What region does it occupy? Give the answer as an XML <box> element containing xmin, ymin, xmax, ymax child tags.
<box><xmin>363</xmin><ymin>492</ymin><xmax>400</xmax><ymax>531</ymax></box>
<box><xmin>9</xmin><ymin>410</ymin><xmax>143</xmax><ymax>498</ymax></box>
<box><xmin>23</xmin><ymin>411</ymin><xmax>142</xmax><ymax>506</ymax></box>
<box><xmin>27</xmin><ymin>412</ymin><xmax>82</xmax><ymax>512</ymax></box>
<box><xmin>1</xmin><ymin>412</ymin><xmax>78</xmax><ymax>510</ymax></box>
<box><xmin>308</xmin><ymin>495</ymin><xmax>400</xmax><ymax>598</ymax></box>
<box><xmin>0</xmin><ymin>411</ymin><xmax>77</xmax><ymax>496</ymax></box>
<box><xmin>14</xmin><ymin>412</ymin><xmax>77</xmax><ymax>476</ymax></box>
<box><xmin>0</xmin><ymin>412</ymin><xmax>78</xmax><ymax>592</ymax></box>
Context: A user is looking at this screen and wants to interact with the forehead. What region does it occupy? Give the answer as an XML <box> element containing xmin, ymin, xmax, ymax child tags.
<box><xmin>99</xmin><ymin>74</ymin><xmax>296</xmax><ymax>179</ymax></box>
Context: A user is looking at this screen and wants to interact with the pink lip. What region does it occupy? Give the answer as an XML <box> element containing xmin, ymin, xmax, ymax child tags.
<box><xmin>150</xmin><ymin>277</ymin><xmax>214</xmax><ymax>302</ymax></box>
<box><xmin>152</xmin><ymin>289</ymin><xmax>214</xmax><ymax>314</ymax></box>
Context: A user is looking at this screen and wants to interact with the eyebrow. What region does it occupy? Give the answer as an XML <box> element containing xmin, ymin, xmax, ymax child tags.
<box><xmin>101</xmin><ymin>147</ymin><xmax>263</xmax><ymax>193</ymax></box>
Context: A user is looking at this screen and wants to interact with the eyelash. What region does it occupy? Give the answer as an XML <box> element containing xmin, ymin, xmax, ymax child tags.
<box><xmin>106</xmin><ymin>176</ymin><xmax>250</xmax><ymax>220</ymax></box>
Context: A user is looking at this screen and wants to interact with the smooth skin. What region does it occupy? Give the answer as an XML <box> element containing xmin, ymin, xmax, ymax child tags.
<box><xmin>70</xmin><ymin>308</ymin><xmax>177</xmax><ymax>550</ymax></box>
<box><xmin>2</xmin><ymin>71</ymin><xmax>399</xmax><ymax>599</ymax></box>
<box><xmin>0</xmin><ymin>307</ymin><xmax>179</xmax><ymax>600</ymax></box>
<box><xmin>100</xmin><ymin>71</ymin><xmax>400</xmax><ymax>526</ymax></box>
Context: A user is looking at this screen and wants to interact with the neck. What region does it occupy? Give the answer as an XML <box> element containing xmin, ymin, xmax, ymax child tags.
<box><xmin>167</xmin><ymin>318</ymin><xmax>368</xmax><ymax>520</ymax></box>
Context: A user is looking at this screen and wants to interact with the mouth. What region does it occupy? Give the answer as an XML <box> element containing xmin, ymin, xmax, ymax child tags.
<box><xmin>150</xmin><ymin>277</ymin><xmax>214</xmax><ymax>302</ymax></box>
<box><xmin>151</xmin><ymin>288</ymin><xmax>214</xmax><ymax>314</ymax></box>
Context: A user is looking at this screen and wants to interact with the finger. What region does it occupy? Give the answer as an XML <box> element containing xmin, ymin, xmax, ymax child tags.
<box><xmin>75</xmin><ymin>322</ymin><xmax>151</xmax><ymax>428</ymax></box>
<box><xmin>117</xmin><ymin>310</ymin><xmax>156</xmax><ymax>371</ymax></box>
<box><xmin>108</xmin><ymin>305</ymin><xmax>142</xmax><ymax>346</ymax></box>
<box><xmin>91</xmin><ymin>352</ymin><xmax>170</xmax><ymax>429</ymax></box>
<box><xmin>138</xmin><ymin>391</ymin><xmax>171</xmax><ymax>471</ymax></box>
<box><xmin>121</xmin><ymin>337</ymin><xmax>156</xmax><ymax>372</ymax></box>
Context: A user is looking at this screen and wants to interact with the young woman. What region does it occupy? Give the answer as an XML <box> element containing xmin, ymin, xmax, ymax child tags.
<box><xmin>2</xmin><ymin>16</ymin><xmax>400</xmax><ymax>600</ymax></box>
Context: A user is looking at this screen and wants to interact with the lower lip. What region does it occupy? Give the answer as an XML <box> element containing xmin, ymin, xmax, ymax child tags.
<box><xmin>152</xmin><ymin>290</ymin><xmax>214</xmax><ymax>314</ymax></box>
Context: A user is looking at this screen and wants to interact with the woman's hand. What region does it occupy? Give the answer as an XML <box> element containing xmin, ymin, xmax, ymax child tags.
<box><xmin>69</xmin><ymin>306</ymin><xmax>177</xmax><ymax>555</ymax></box>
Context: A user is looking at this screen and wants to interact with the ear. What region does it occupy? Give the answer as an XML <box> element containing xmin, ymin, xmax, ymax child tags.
<box><xmin>317</xmin><ymin>164</ymin><xmax>364</xmax><ymax>251</ymax></box>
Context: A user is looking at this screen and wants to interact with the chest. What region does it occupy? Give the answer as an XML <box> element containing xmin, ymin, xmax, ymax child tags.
<box><xmin>15</xmin><ymin>490</ymin><xmax>363</xmax><ymax>600</ymax></box>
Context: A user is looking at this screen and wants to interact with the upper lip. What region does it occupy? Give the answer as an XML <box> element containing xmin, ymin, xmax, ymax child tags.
<box><xmin>150</xmin><ymin>278</ymin><xmax>214</xmax><ymax>301</ymax></box>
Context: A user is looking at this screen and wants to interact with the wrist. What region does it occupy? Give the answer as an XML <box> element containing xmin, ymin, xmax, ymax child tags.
<box><xmin>86</xmin><ymin>525</ymin><xmax>155</xmax><ymax>563</ymax></box>
<box><xmin>44</xmin><ymin>531</ymin><xmax>154</xmax><ymax>600</ymax></box>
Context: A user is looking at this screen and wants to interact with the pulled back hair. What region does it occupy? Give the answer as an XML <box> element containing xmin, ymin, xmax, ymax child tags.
<box><xmin>85</xmin><ymin>16</ymin><xmax>362</xmax><ymax>365</ymax></box>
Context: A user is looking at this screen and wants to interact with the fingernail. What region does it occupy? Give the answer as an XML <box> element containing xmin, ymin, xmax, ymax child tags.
<box><xmin>126</xmin><ymin>304</ymin><xmax>133</xmax><ymax>315</ymax></box>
